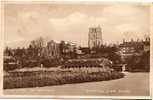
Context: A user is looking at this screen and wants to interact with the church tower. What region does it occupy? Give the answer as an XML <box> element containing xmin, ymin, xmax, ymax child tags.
<box><xmin>88</xmin><ymin>25</ymin><xmax>103</xmax><ymax>49</ymax></box>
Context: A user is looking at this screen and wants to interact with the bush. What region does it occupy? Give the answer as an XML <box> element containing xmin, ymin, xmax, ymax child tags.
<box><xmin>126</xmin><ymin>51</ymin><xmax>150</xmax><ymax>72</ymax></box>
<box><xmin>4</xmin><ymin>70</ymin><xmax>124</xmax><ymax>89</ymax></box>
<box><xmin>41</xmin><ymin>58</ymin><xmax>61</xmax><ymax>67</ymax></box>
<box><xmin>22</xmin><ymin>59</ymin><xmax>39</xmax><ymax>68</ymax></box>
<box><xmin>4</xmin><ymin>63</ymin><xmax>20</xmax><ymax>71</ymax></box>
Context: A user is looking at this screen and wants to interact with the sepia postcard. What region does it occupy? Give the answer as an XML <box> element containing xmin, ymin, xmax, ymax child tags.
<box><xmin>0</xmin><ymin>0</ymin><xmax>153</xmax><ymax>99</ymax></box>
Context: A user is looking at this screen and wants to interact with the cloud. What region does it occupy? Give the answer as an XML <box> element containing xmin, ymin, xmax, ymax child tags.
<box><xmin>103</xmin><ymin>5</ymin><xmax>138</xmax><ymax>17</ymax></box>
<box><xmin>116</xmin><ymin>24</ymin><xmax>140</xmax><ymax>33</ymax></box>
<box><xmin>4</xmin><ymin>4</ymin><xmax>150</xmax><ymax>48</ymax></box>
<box><xmin>49</xmin><ymin>12</ymin><xmax>106</xmax><ymax>27</ymax></box>
<box><xmin>49</xmin><ymin>12</ymin><xmax>107</xmax><ymax>46</ymax></box>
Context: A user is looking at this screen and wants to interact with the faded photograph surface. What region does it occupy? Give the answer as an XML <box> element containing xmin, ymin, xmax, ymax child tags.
<box><xmin>3</xmin><ymin>2</ymin><xmax>150</xmax><ymax>97</ymax></box>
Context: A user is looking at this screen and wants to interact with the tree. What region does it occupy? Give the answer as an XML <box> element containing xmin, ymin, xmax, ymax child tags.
<box><xmin>139</xmin><ymin>51</ymin><xmax>150</xmax><ymax>71</ymax></box>
<box><xmin>126</xmin><ymin>51</ymin><xmax>150</xmax><ymax>72</ymax></box>
<box><xmin>35</xmin><ymin>37</ymin><xmax>45</xmax><ymax>49</ymax></box>
<box><xmin>107</xmin><ymin>46</ymin><xmax>121</xmax><ymax>64</ymax></box>
<box><xmin>30</xmin><ymin>37</ymin><xmax>45</xmax><ymax>49</ymax></box>
<box><xmin>29</xmin><ymin>37</ymin><xmax>45</xmax><ymax>57</ymax></box>
<box><xmin>14</xmin><ymin>47</ymin><xmax>25</xmax><ymax>57</ymax></box>
<box><xmin>4</xmin><ymin>47</ymin><xmax>12</xmax><ymax>56</ymax></box>
<box><xmin>59</xmin><ymin>40</ymin><xmax>66</xmax><ymax>55</ymax></box>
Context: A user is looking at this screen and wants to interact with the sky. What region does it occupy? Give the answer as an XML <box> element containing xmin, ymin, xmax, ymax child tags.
<box><xmin>4</xmin><ymin>2</ymin><xmax>151</xmax><ymax>48</ymax></box>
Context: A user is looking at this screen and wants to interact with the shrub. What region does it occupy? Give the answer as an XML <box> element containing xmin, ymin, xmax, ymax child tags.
<box><xmin>4</xmin><ymin>70</ymin><xmax>124</xmax><ymax>89</ymax></box>
<box><xmin>41</xmin><ymin>58</ymin><xmax>61</xmax><ymax>67</ymax></box>
<box><xmin>4</xmin><ymin>63</ymin><xmax>20</xmax><ymax>71</ymax></box>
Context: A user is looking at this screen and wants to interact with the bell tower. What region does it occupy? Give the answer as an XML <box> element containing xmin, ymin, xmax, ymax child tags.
<box><xmin>88</xmin><ymin>25</ymin><xmax>103</xmax><ymax>49</ymax></box>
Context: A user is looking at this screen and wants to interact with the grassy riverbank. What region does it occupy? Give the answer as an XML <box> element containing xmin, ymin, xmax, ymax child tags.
<box><xmin>4</xmin><ymin>69</ymin><xmax>124</xmax><ymax>89</ymax></box>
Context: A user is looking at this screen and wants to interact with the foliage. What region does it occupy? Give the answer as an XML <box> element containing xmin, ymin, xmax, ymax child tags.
<box><xmin>91</xmin><ymin>45</ymin><xmax>121</xmax><ymax>64</ymax></box>
<box><xmin>3</xmin><ymin>56</ymin><xmax>20</xmax><ymax>71</ymax></box>
<box><xmin>126</xmin><ymin>51</ymin><xmax>150</xmax><ymax>72</ymax></box>
<box><xmin>4</xmin><ymin>70</ymin><xmax>124</xmax><ymax>89</ymax></box>
<box><xmin>4</xmin><ymin>47</ymin><xmax>13</xmax><ymax>56</ymax></box>
<box><xmin>41</xmin><ymin>58</ymin><xmax>61</xmax><ymax>67</ymax></box>
<box><xmin>4</xmin><ymin>63</ymin><xmax>20</xmax><ymax>71</ymax></box>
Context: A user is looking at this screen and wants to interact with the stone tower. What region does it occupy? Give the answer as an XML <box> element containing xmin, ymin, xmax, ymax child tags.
<box><xmin>88</xmin><ymin>25</ymin><xmax>102</xmax><ymax>49</ymax></box>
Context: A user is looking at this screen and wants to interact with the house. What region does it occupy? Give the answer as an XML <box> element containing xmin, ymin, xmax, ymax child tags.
<box><xmin>119</xmin><ymin>38</ymin><xmax>150</xmax><ymax>62</ymax></box>
<box><xmin>41</xmin><ymin>40</ymin><xmax>60</xmax><ymax>59</ymax></box>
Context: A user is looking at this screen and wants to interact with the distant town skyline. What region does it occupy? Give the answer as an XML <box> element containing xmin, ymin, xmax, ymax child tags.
<box><xmin>4</xmin><ymin>2</ymin><xmax>150</xmax><ymax>48</ymax></box>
